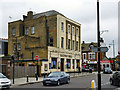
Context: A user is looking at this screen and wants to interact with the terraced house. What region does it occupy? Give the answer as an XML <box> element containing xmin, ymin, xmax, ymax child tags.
<box><xmin>8</xmin><ymin>10</ymin><xmax>81</xmax><ymax>74</ymax></box>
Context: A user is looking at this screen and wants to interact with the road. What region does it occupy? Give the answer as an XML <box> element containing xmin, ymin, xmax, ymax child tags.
<box><xmin>10</xmin><ymin>73</ymin><xmax>120</xmax><ymax>89</ymax></box>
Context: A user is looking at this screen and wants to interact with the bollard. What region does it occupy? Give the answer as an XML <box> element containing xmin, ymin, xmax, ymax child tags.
<box><xmin>36</xmin><ymin>75</ymin><xmax>38</xmax><ymax>81</ymax></box>
<box><xmin>91</xmin><ymin>80</ymin><xmax>96</xmax><ymax>90</ymax></box>
<box><xmin>27</xmin><ymin>75</ymin><xmax>29</xmax><ymax>82</ymax></box>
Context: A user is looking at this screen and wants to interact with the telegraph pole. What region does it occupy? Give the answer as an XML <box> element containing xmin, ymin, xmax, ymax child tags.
<box><xmin>97</xmin><ymin>0</ymin><xmax>101</xmax><ymax>90</ymax></box>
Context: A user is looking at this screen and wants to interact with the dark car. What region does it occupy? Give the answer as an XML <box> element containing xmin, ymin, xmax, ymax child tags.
<box><xmin>110</xmin><ymin>72</ymin><xmax>120</xmax><ymax>86</ymax></box>
<box><xmin>82</xmin><ymin>68</ymin><xmax>89</xmax><ymax>72</ymax></box>
<box><xmin>103</xmin><ymin>68</ymin><xmax>112</xmax><ymax>74</ymax></box>
<box><xmin>43</xmin><ymin>72</ymin><xmax>70</xmax><ymax>86</ymax></box>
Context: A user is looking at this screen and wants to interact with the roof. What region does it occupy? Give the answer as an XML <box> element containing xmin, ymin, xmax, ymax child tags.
<box><xmin>33</xmin><ymin>10</ymin><xmax>64</xmax><ymax>19</ymax></box>
<box><xmin>82</xmin><ymin>42</ymin><xmax>108</xmax><ymax>52</ymax></box>
<box><xmin>82</xmin><ymin>42</ymin><xmax>97</xmax><ymax>51</ymax></box>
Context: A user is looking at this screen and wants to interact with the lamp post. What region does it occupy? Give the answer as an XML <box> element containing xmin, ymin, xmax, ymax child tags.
<box><xmin>97</xmin><ymin>0</ymin><xmax>101</xmax><ymax>90</ymax></box>
<box><xmin>109</xmin><ymin>40</ymin><xmax>115</xmax><ymax>70</ymax></box>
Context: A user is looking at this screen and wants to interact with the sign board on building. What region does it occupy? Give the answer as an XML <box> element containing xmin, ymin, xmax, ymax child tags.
<box><xmin>35</xmin><ymin>55</ymin><xmax>39</xmax><ymax>60</ymax></box>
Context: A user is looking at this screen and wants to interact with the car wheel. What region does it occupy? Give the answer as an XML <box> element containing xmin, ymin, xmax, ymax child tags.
<box><xmin>57</xmin><ymin>80</ymin><xmax>60</xmax><ymax>86</ymax></box>
<box><xmin>43</xmin><ymin>83</ymin><xmax>46</xmax><ymax>86</ymax></box>
<box><xmin>67</xmin><ymin>79</ymin><xmax>70</xmax><ymax>84</ymax></box>
<box><xmin>110</xmin><ymin>79</ymin><xmax>113</xmax><ymax>85</ymax></box>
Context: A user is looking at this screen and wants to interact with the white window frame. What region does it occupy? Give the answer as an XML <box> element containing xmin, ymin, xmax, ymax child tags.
<box><xmin>25</xmin><ymin>27</ymin><xmax>29</xmax><ymax>35</ymax></box>
<box><xmin>83</xmin><ymin>53</ymin><xmax>86</xmax><ymax>60</ymax></box>
<box><xmin>72</xmin><ymin>40</ymin><xmax>74</xmax><ymax>50</ymax></box>
<box><xmin>88</xmin><ymin>52</ymin><xmax>95</xmax><ymax>60</ymax></box>
<box><xmin>68</xmin><ymin>39</ymin><xmax>71</xmax><ymax>49</ymax></box>
<box><xmin>18</xmin><ymin>43</ymin><xmax>21</xmax><ymax>50</ymax></box>
<box><xmin>76</xmin><ymin>41</ymin><xmax>78</xmax><ymax>51</ymax></box>
<box><xmin>76</xmin><ymin>27</ymin><xmax>79</xmax><ymax>36</ymax></box>
<box><xmin>61</xmin><ymin>22</ymin><xmax>64</xmax><ymax>32</ymax></box>
<box><xmin>12</xmin><ymin>27</ymin><xmax>16</xmax><ymax>36</ymax></box>
<box><xmin>61</xmin><ymin>37</ymin><xmax>64</xmax><ymax>48</ymax></box>
<box><xmin>31</xmin><ymin>26</ymin><xmax>35</xmax><ymax>34</ymax></box>
<box><xmin>68</xmin><ymin>24</ymin><xmax>71</xmax><ymax>34</ymax></box>
<box><xmin>72</xmin><ymin>26</ymin><xmax>75</xmax><ymax>35</ymax></box>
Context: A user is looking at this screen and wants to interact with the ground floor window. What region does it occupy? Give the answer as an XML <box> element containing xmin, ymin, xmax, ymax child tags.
<box><xmin>44</xmin><ymin>64</ymin><xmax>48</xmax><ymax>71</ymax></box>
<box><xmin>66</xmin><ymin>59</ymin><xmax>71</xmax><ymax>69</ymax></box>
<box><xmin>51</xmin><ymin>58</ymin><xmax>57</xmax><ymax>69</ymax></box>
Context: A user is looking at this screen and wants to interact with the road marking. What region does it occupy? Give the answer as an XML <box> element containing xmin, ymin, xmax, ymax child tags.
<box><xmin>101</xmin><ymin>82</ymin><xmax>110</xmax><ymax>86</ymax></box>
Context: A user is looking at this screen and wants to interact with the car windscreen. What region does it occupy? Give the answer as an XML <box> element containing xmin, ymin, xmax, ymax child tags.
<box><xmin>48</xmin><ymin>72</ymin><xmax>61</xmax><ymax>77</ymax></box>
<box><xmin>0</xmin><ymin>73</ymin><xmax>6</xmax><ymax>78</ymax></box>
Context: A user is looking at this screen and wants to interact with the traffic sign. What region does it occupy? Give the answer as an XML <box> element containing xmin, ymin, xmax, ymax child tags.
<box><xmin>35</xmin><ymin>55</ymin><xmax>39</xmax><ymax>60</ymax></box>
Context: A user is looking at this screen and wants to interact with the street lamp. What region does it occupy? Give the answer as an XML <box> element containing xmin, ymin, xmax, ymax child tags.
<box><xmin>109</xmin><ymin>40</ymin><xmax>116</xmax><ymax>70</ymax></box>
<box><xmin>100</xmin><ymin>30</ymin><xmax>109</xmax><ymax>35</ymax></box>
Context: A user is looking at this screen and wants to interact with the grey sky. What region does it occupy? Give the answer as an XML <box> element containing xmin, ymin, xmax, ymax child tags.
<box><xmin>0</xmin><ymin>0</ymin><xmax>119</xmax><ymax>58</ymax></box>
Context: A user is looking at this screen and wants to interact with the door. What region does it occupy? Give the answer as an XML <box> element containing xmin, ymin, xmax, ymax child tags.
<box><xmin>61</xmin><ymin>59</ymin><xmax>64</xmax><ymax>71</ymax></box>
<box><xmin>2</xmin><ymin>64</ymin><xmax>7</xmax><ymax>76</ymax></box>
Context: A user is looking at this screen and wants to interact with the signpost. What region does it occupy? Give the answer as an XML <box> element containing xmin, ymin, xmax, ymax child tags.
<box><xmin>35</xmin><ymin>55</ymin><xmax>39</xmax><ymax>77</ymax></box>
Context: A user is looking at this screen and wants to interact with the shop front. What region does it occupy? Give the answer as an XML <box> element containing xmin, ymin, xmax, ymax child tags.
<box><xmin>100</xmin><ymin>60</ymin><xmax>113</xmax><ymax>71</ymax></box>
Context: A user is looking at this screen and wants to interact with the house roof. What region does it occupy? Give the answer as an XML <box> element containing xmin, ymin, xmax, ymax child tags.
<box><xmin>82</xmin><ymin>42</ymin><xmax>108</xmax><ymax>52</ymax></box>
<box><xmin>82</xmin><ymin>42</ymin><xmax>97</xmax><ymax>51</ymax></box>
<box><xmin>33</xmin><ymin>10</ymin><xmax>64</xmax><ymax>19</ymax></box>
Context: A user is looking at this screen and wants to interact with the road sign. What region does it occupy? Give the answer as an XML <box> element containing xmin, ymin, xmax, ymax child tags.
<box><xmin>35</xmin><ymin>55</ymin><xmax>39</xmax><ymax>60</ymax></box>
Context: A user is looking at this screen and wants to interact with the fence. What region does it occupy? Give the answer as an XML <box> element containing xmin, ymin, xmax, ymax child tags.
<box><xmin>10</xmin><ymin>66</ymin><xmax>36</xmax><ymax>78</ymax></box>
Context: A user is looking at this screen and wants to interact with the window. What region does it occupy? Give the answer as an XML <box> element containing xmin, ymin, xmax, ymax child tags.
<box><xmin>68</xmin><ymin>25</ymin><xmax>70</xmax><ymax>33</ymax></box>
<box><xmin>72</xmin><ymin>26</ymin><xmax>74</xmax><ymax>35</ymax></box>
<box><xmin>88</xmin><ymin>52</ymin><xmax>95</xmax><ymax>60</ymax></box>
<box><xmin>25</xmin><ymin>27</ymin><xmax>29</xmax><ymax>35</ymax></box>
<box><xmin>51</xmin><ymin>58</ymin><xmax>57</xmax><ymax>69</ymax></box>
<box><xmin>68</xmin><ymin>39</ymin><xmax>70</xmax><ymax>49</ymax></box>
<box><xmin>72</xmin><ymin>40</ymin><xmax>74</xmax><ymax>50</ymax></box>
<box><xmin>31</xmin><ymin>26</ymin><xmax>35</xmax><ymax>34</ymax></box>
<box><xmin>61</xmin><ymin>22</ymin><xmax>64</xmax><ymax>32</ymax></box>
<box><xmin>61</xmin><ymin>37</ymin><xmax>64</xmax><ymax>48</ymax></box>
<box><xmin>44</xmin><ymin>64</ymin><xmax>48</xmax><ymax>71</ymax></box>
<box><xmin>83</xmin><ymin>53</ymin><xmax>86</xmax><ymax>60</ymax></box>
<box><xmin>50</xmin><ymin>37</ymin><xmax>53</xmax><ymax>46</ymax></box>
<box><xmin>14</xmin><ymin>44</ymin><xmax>16</xmax><ymax>51</ymax></box>
<box><xmin>76</xmin><ymin>28</ymin><xmax>78</xmax><ymax>36</ymax></box>
<box><xmin>66</xmin><ymin>59</ymin><xmax>71</xmax><ymax>69</ymax></box>
<box><xmin>12</xmin><ymin>27</ymin><xmax>16</xmax><ymax>36</ymax></box>
<box><xmin>18</xmin><ymin>43</ymin><xmax>21</xmax><ymax>50</ymax></box>
<box><xmin>76</xmin><ymin>41</ymin><xmax>78</xmax><ymax>51</ymax></box>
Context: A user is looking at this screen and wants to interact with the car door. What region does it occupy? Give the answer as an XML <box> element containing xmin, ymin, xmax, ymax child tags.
<box><xmin>64</xmin><ymin>72</ymin><xmax>68</xmax><ymax>83</ymax></box>
<box><xmin>60</xmin><ymin>72</ymin><xmax>65</xmax><ymax>83</ymax></box>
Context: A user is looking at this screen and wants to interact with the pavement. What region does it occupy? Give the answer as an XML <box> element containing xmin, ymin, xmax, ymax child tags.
<box><xmin>10</xmin><ymin>72</ymin><xmax>97</xmax><ymax>88</ymax></box>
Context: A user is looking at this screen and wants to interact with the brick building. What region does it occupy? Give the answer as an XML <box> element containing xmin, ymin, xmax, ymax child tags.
<box><xmin>81</xmin><ymin>38</ymin><xmax>108</xmax><ymax>71</ymax></box>
<box><xmin>8</xmin><ymin>10</ymin><xmax>81</xmax><ymax>74</ymax></box>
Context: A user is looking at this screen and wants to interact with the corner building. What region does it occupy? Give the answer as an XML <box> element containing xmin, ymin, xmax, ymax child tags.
<box><xmin>8</xmin><ymin>10</ymin><xmax>81</xmax><ymax>74</ymax></box>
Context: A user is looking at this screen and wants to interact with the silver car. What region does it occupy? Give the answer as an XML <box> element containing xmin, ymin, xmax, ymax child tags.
<box><xmin>0</xmin><ymin>73</ymin><xmax>11</xmax><ymax>89</ymax></box>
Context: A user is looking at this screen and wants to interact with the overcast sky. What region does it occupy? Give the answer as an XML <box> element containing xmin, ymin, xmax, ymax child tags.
<box><xmin>0</xmin><ymin>0</ymin><xmax>119</xmax><ymax>58</ymax></box>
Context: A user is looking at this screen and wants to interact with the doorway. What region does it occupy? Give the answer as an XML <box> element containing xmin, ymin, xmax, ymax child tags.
<box><xmin>61</xmin><ymin>58</ymin><xmax>64</xmax><ymax>71</ymax></box>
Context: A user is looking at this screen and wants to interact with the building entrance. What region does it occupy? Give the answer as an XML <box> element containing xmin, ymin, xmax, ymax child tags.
<box><xmin>61</xmin><ymin>58</ymin><xmax>64</xmax><ymax>71</ymax></box>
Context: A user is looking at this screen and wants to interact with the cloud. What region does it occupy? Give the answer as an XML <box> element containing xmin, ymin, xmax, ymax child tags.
<box><xmin>0</xmin><ymin>0</ymin><xmax>119</xmax><ymax>57</ymax></box>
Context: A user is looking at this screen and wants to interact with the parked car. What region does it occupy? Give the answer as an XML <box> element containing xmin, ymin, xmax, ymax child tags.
<box><xmin>103</xmin><ymin>67</ymin><xmax>112</xmax><ymax>74</ymax></box>
<box><xmin>43</xmin><ymin>71</ymin><xmax>70</xmax><ymax>86</ymax></box>
<box><xmin>82</xmin><ymin>68</ymin><xmax>89</xmax><ymax>72</ymax></box>
<box><xmin>110</xmin><ymin>72</ymin><xmax>120</xmax><ymax>86</ymax></box>
<box><xmin>0</xmin><ymin>73</ymin><xmax>11</xmax><ymax>89</ymax></box>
